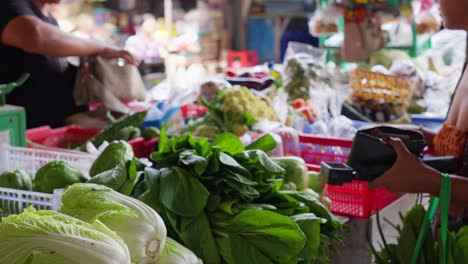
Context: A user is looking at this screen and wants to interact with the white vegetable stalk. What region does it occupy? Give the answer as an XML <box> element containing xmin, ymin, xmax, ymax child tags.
<box><xmin>60</xmin><ymin>183</ymin><xmax>167</xmax><ymax>264</ymax></box>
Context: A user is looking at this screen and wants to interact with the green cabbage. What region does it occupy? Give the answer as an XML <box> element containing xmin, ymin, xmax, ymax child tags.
<box><xmin>34</xmin><ymin>161</ymin><xmax>88</xmax><ymax>193</ymax></box>
<box><xmin>156</xmin><ymin>237</ymin><xmax>202</xmax><ymax>264</ymax></box>
<box><xmin>59</xmin><ymin>183</ymin><xmax>167</xmax><ymax>264</ymax></box>
<box><xmin>0</xmin><ymin>169</ymin><xmax>32</xmax><ymax>191</ymax></box>
<box><xmin>90</xmin><ymin>141</ymin><xmax>134</xmax><ymax>177</ymax></box>
<box><xmin>0</xmin><ymin>207</ymin><xmax>131</xmax><ymax>264</ymax></box>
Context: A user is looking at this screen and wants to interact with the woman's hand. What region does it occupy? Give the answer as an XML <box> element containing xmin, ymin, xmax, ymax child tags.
<box><xmin>419</xmin><ymin>126</ymin><xmax>437</xmax><ymax>154</ymax></box>
<box><xmin>97</xmin><ymin>47</ymin><xmax>140</xmax><ymax>66</ymax></box>
<box><xmin>368</xmin><ymin>137</ymin><xmax>441</xmax><ymax>195</ymax></box>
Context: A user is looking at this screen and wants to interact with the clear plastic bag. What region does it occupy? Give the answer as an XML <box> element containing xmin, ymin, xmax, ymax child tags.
<box><xmin>308</xmin><ymin>4</ymin><xmax>341</xmax><ymax>37</ymax></box>
<box><xmin>283</xmin><ymin>42</ymin><xmax>327</xmax><ymax>100</ymax></box>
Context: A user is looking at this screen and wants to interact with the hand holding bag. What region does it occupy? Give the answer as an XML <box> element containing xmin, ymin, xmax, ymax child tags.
<box><xmin>74</xmin><ymin>56</ymin><xmax>146</xmax><ymax>113</ymax></box>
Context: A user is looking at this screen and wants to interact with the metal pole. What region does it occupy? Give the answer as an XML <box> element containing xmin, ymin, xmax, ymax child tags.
<box><xmin>164</xmin><ymin>0</ymin><xmax>173</xmax><ymax>41</ymax></box>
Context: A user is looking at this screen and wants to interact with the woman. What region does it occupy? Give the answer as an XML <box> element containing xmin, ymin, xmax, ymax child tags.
<box><xmin>0</xmin><ymin>0</ymin><xmax>139</xmax><ymax>128</ymax></box>
<box><xmin>370</xmin><ymin>0</ymin><xmax>468</xmax><ymax>217</ymax></box>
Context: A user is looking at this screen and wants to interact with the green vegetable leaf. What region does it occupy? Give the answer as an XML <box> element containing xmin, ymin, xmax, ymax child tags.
<box><xmin>178</xmin><ymin>211</ymin><xmax>221</xmax><ymax>264</ymax></box>
<box><xmin>224</xmin><ymin>178</ymin><xmax>260</xmax><ymax>202</ymax></box>
<box><xmin>219</xmin><ymin>152</ymin><xmax>250</xmax><ymax>176</ymax></box>
<box><xmin>214</xmin><ymin>210</ymin><xmax>306</xmax><ymax>264</ymax></box>
<box><xmin>291</xmin><ymin>213</ymin><xmax>325</xmax><ymax>262</ymax></box>
<box><xmin>157</xmin><ymin>125</ymin><xmax>170</xmax><ymax>154</ymax></box>
<box><xmin>213</xmin><ymin>133</ymin><xmax>245</xmax><ymax>155</ymax></box>
<box><xmin>86</xmin><ymin>163</ymin><xmax>127</xmax><ymax>191</ymax></box>
<box><xmin>243</xmin><ymin>150</ymin><xmax>285</xmax><ymax>174</ymax></box>
<box><xmin>216</xmin><ymin>234</ymin><xmax>274</xmax><ymax>264</ymax></box>
<box><xmin>246</xmin><ymin>134</ymin><xmax>277</xmax><ymax>153</ymax></box>
<box><xmin>159</xmin><ymin>167</ymin><xmax>209</xmax><ymax>217</ymax></box>
<box><xmin>127</xmin><ymin>159</ymin><xmax>138</xmax><ymax>181</ymax></box>
<box><xmin>119</xmin><ymin>171</ymin><xmax>144</xmax><ymax>196</ymax></box>
<box><xmin>179</xmin><ymin>150</ymin><xmax>208</xmax><ymax>176</ymax></box>
<box><xmin>225</xmin><ymin>171</ymin><xmax>258</xmax><ymax>186</ymax></box>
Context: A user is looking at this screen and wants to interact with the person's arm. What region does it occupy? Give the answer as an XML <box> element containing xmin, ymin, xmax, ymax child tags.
<box><xmin>368</xmin><ymin>138</ymin><xmax>468</xmax><ymax>206</ymax></box>
<box><xmin>1</xmin><ymin>15</ymin><xmax>139</xmax><ymax>64</ymax></box>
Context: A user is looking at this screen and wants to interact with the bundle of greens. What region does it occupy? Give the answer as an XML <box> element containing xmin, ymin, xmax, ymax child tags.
<box><xmin>133</xmin><ymin>128</ymin><xmax>342</xmax><ymax>264</ymax></box>
<box><xmin>187</xmin><ymin>87</ymin><xmax>278</xmax><ymax>138</ymax></box>
<box><xmin>370</xmin><ymin>204</ymin><xmax>468</xmax><ymax>264</ymax></box>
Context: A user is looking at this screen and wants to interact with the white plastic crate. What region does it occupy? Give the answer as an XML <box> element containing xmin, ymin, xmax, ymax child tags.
<box><xmin>0</xmin><ymin>145</ymin><xmax>96</xmax><ymax>215</ymax></box>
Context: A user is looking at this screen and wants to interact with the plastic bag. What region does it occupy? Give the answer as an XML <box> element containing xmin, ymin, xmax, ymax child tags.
<box><xmin>389</xmin><ymin>59</ymin><xmax>426</xmax><ymax>98</ymax></box>
<box><xmin>272</xmin><ymin>90</ymin><xmax>289</xmax><ymax>125</ymax></box>
<box><xmin>415</xmin><ymin>4</ymin><xmax>441</xmax><ymax>34</ymax></box>
<box><xmin>308</xmin><ymin>4</ymin><xmax>341</xmax><ymax>37</ymax></box>
<box><xmin>273</xmin><ymin>126</ymin><xmax>301</xmax><ymax>157</ymax></box>
<box><xmin>283</xmin><ymin>42</ymin><xmax>327</xmax><ymax>100</ymax></box>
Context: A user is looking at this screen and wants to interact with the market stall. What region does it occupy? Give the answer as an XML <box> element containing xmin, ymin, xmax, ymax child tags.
<box><xmin>0</xmin><ymin>0</ymin><xmax>467</xmax><ymax>263</ymax></box>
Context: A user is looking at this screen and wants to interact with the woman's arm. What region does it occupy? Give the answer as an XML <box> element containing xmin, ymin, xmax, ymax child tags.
<box><xmin>369</xmin><ymin>138</ymin><xmax>468</xmax><ymax>206</ymax></box>
<box><xmin>1</xmin><ymin>15</ymin><xmax>139</xmax><ymax>64</ymax></box>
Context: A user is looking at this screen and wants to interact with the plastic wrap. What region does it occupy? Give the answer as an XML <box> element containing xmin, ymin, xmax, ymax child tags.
<box><xmin>308</xmin><ymin>4</ymin><xmax>341</xmax><ymax>37</ymax></box>
<box><xmin>389</xmin><ymin>59</ymin><xmax>426</xmax><ymax>99</ymax></box>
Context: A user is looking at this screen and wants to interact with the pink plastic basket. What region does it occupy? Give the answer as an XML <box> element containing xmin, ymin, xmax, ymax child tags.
<box><xmin>300</xmin><ymin>134</ymin><xmax>401</xmax><ymax>218</ymax></box>
<box><xmin>26</xmin><ymin>126</ymin><xmax>158</xmax><ymax>159</ymax></box>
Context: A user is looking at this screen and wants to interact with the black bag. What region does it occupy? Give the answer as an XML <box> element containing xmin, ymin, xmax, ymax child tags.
<box><xmin>347</xmin><ymin>126</ymin><xmax>426</xmax><ymax>181</ymax></box>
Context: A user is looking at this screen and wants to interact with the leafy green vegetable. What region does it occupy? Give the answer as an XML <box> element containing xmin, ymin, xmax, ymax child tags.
<box><xmin>85</xmin><ymin>111</ymin><xmax>147</xmax><ymax>148</ymax></box>
<box><xmin>89</xmin><ymin>141</ymin><xmax>134</xmax><ymax>177</ymax></box>
<box><xmin>0</xmin><ymin>207</ymin><xmax>131</xmax><ymax>264</ymax></box>
<box><xmin>139</xmin><ymin>131</ymin><xmax>340</xmax><ymax>264</ymax></box>
<box><xmin>370</xmin><ymin>204</ymin><xmax>468</xmax><ymax>264</ymax></box>
<box><xmin>142</xmin><ymin>126</ymin><xmax>160</xmax><ymax>141</ymax></box>
<box><xmin>213</xmin><ymin>133</ymin><xmax>244</xmax><ymax>155</ymax></box>
<box><xmin>59</xmin><ymin>183</ymin><xmax>167</xmax><ymax>263</ymax></box>
<box><xmin>245</xmin><ymin>134</ymin><xmax>277</xmax><ymax>153</ymax></box>
<box><xmin>0</xmin><ymin>169</ymin><xmax>32</xmax><ymax>191</ymax></box>
<box><xmin>272</xmin><ymin>157</ymin><xmax>309</xmax><ymax>190</ymax></box>
<box><xmin>157</xmin><ymin>167</ymin><xmax>209</xmax><ymax>217</ymax></box>
<box><xmin>292</xmin><ymin>213</ymin><xmax>326</xmax><ymax>262</ymax></box>
<box><xmin>86</xmin><ymin>163</ymin><xmax>127</xmax><ymax>191</ymax></box>
<box><xmin>34</xmin><ymin>161</ymin><xmax>87</xmax><ymax>193</ymax></box>
<box><xmin>213</xmin><ymin>210</ymin><xmax>306</xmax><ymax>264</ymax></box>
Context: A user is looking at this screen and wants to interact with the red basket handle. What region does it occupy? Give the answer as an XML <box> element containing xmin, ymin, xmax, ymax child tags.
<box><xmin>299</xmin><ymin>133</ymin><xmax>353</xmax><ymax>148</ymax></box>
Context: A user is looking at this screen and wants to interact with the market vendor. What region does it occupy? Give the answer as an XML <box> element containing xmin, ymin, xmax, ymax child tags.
<box><xmin>0</xmin><ymin>0</ymin><xmax>139</xmax><ymax>128</ymax></box>
<box><xmin>369</xmin><ymin>0</ymin><xmax>468</xmax><ymax>221</ymax></box>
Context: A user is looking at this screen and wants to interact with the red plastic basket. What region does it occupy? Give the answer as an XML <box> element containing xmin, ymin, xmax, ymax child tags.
<box><xmin>180</xmin><ymin>104</ymin><xmax>208</xmax><ymax>119</ymax></box>
<box><xmin>300</xmin><ymin>133</ymin><xmax>401</xmax><ymax>218</ymax></box>
<box><xmin>26</xmin><ymin>126</ymin><xmax>158</xmax><ymax>159</ymax></box>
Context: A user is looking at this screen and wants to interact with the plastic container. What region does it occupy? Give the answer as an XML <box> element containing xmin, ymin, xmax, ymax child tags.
<box><xmin>0</xmin><ymin>145</ymin><xmax>96</xmax><ymax>215</ymax></box>
<box><xmin>26</xmin><ymin>126</ymin><xmax>158</xmax><ymax>158</ymax></box>
<box><xmin>227</xmin><ymin>51</ymin><xmax>259</xmax><ymax>68</ymax></box>
<box><xmin>411</xmin><ymin>114</ymin><xmax>445</xmax><ymax>130</ymax></box>
<box><xmin>180</xmin><ymin>104</ymin><xmax>208</xmax><ymax>120</ymax></box>
<box><xmin>300</xmin><ymin>134</ymin><xmax>401</xmax><ymax>218</ymax></box>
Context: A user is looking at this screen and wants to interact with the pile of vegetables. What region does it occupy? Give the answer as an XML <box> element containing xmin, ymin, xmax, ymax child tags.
<box><xmin>0</xmin><ymin>183</ymin><xmax>201</xmax><ymax>264</ymax></box>
<box><xmin>188</xmin><ymin>87</ymin><xmax>278</xmax><ymax>138</ymax></box>
<box><xmin>0</xmin><ymin>161</ymin><xmax>87</xmax><ymax>195</ymax></box>
<box><xmin>370</xmin><ymin>204</ymin><xmax>468</xmax><ymax>264</ymax></box>
<box><xmin>0</xmin><ymin>125</ymin><xmax>341</xmax><ymax>263</ymax></box>
<box><xmin>130</xmin><ymin>128</ymin><xmax>342</xmax><ymax>263</ymax></box>
<box><xmin>0</xmin><ymin>141</ymin><xmax>140</xmax><ymax>198</ymax></box>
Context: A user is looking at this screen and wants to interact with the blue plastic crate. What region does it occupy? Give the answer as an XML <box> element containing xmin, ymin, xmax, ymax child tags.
<box><xmin>411</xmin><ymin>114</ymin><xmax>445</xmax><ymax>130</ymax></box>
